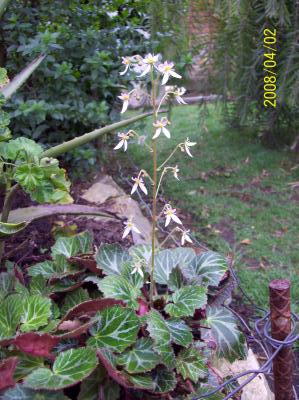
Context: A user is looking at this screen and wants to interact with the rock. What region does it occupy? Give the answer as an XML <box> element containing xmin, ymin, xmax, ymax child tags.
<box><xmin>81</xmin><ymin>175</ymin><xmax>125</xmax><ymax>204</ymax></box>
<box><xmin>80</xmin><ymin>175</ymin><xmax>152</xmax><ymax>244</ymax></box>
<box><xmin>213</xmin><ymin>349</ymin><xmax>274</xmax><ymax>400</ymax></box>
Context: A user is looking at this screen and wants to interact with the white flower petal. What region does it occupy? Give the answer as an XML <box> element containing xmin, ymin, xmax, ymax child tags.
<box><xmin>137</xmin><ymin>268</ymin><xmax>144</xmax><ymax>278</ymax></box>
<box><xmin>161</xmin><ymin>72</ymin><xmax>170</xmax><ymax>85</ymax></box>
<box><xmin>152</xmin><ymin>127</ymin><xmax>161</xmax><ymax>139</ymax></box>
<box><xmin>114</xmin><ymin>140</ymin><xmax>124</xmax><ymax>150</ymax></box>
<box><xmin>165</xmin><ymin>215</ymin><xmax>171</xmax><ymax>227</ymax></box>
<box><xmin>177</xmin><ymin>96</ymin><xmax>187</xmax><ymax>105</ymax></box>
<box><xmin>138</xmin><ymin>64</ymin><xmax>151</xmax><ymax>77</ymax></box>
<box><xmin>139</xmin><ymin>182</ymin><xmax>148</xmax><ymax>195</ymax></box>
<box><xmin>186</xmin><ymin>234</ymin><xmax>193</xmax><ymax>243</ymax></box>
<box><xmin>121</xmin><ymin>100</ymin><xmax>129</xmax><ymax>114</ymax></box>
<box><xmin>131</xmin><ymin>182</ymin><xmax>138</xmax><ymax>194</ymax></box>
<box><xmin>162</xmin><ymin>127</ymin><xmax>171</xmax><ymax>138</ymax></box>
<box><xmin>122</xmin><ymin>226</ymin><xmax>131</xmax><ymax>239</ymax></box>
<box><xmin>124</xmin><ymin>140</ymin><xmax>128</xmax><ymax>151</ymax></box>
<box><xmin>185</xmin><ymin>146</ymin><xmax>193</xmax><ymax>157</ymax></box>
<box><xmin>171</xmin><ymin>214</ymin><xmax>182</xmax><ymax>225</ymax></box>
<box><xmin>170</xmin><ymin>70</ymin><xmax>182</xmax><ymax>79</ymax></box>
<box><xmin>132</xmin><ymin>224</ymin><xmax>141</xmax><ymax>234</ymax></box>
<box><xmin>119</xmin><ymin>65</ymin><xmax>129</xmax><ymax>75</ymax></box>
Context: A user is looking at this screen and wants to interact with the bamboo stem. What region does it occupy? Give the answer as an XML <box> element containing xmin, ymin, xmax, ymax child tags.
<box><xmin>150</xmin><ymin>69</ymin><xmax>158</xmax><ymax>307</ymax></box>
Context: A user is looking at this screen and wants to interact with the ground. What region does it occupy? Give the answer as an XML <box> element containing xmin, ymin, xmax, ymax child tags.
<box><xmin>115</xmin><ymin>103</ymin><xmax>299</xmax><ymax>314</ymax></box>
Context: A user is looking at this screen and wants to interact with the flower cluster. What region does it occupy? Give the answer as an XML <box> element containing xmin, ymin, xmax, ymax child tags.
<box><xmin>114</xmin><ymin>54</ymin><xmax>196</xmax><ymax>269</ymax></box>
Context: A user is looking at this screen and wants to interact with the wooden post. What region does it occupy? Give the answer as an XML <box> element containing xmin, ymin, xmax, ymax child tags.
<box><xmin>269</xmin><ymin>279</ymin><xmax>294</xmax><ymax>400</ymax></box>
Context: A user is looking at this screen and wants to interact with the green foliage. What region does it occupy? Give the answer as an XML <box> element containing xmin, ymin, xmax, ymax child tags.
<box><xmin>24</xmin><ymin>347</ymin><xmax>98</xmax><ymax>389</ymax></box>
<box><xmin>1</xmin><ymin>0</ymin><xmax>151</xmax><ymax>156</ymax></box>
<box><xmin>88</xmin><ymin>306</ymin><xmax>140</xmax><ymax>352</ymax></box>
<box><xmin>0</xmin><ymin>231</ymin><xmax>245</xmax><ymax>399</ymax></box>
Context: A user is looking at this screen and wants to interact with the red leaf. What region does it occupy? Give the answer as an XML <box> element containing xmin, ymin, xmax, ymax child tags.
<box><xmin>0</xmin><ymin>357</ymin><xmax>18</xmax><ymax>390</ymax></box>
<box><xmin>69</xmin><ymin>255</ymin><xmax>102</xmax><ymax>275</ymax></box>
<box><xmin>14</xmin><ymin>332</ymin><xmax>60</xmax><ymax>358</ymax></box>
<box><xmin>61</xmin><ymin>298</ymin><xmax>124</xmax><ymax>322</ymax></box>
<box><xmin>97</xmin><ymin>350</ymin><xmax>133</xmax><ymax>389</ymax></box>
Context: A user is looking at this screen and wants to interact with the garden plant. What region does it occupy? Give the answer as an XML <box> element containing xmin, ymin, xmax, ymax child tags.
<box><xmin>0</xmin><ymin>53</ymin><xmax>247</xmax><ymax>399</ymax></box>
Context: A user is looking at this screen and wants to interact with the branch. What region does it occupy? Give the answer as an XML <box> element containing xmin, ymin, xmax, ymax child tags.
<box><xmin>42</xmin><ymin>111</ymin><xmax>158</xmax><ymax>158</ymax></box>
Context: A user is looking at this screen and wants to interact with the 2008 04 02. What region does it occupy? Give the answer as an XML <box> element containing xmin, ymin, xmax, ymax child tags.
<box><xmin>263</xmin><ymin>28</ymin><xmax>277</xmax><ymax>108</ymax></box>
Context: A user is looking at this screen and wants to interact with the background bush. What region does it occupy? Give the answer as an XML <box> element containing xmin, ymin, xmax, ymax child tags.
<box><xmin>1</xmin><ymin>0</ymin><xmax>151</xmax><ymax>155</ymax></box>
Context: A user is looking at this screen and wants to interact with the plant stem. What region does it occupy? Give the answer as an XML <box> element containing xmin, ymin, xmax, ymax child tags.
<box><xmin>0</xmin><ymin>183</ymin><xmax>19</xmax><ymax>265</ymax></box>
<box><xmin>157</xmin><ymin>143</ymin><xmax>181</xmax><ymax>171</ymax></box>
<box><xmin>150</xmin><ymin>68</ymin><xmax>158</xmax><ymax>307</ymax></box>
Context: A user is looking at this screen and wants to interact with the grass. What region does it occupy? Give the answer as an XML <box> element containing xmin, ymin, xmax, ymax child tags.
<box><xmin>120</xmin><ymin>104</ymin><xmax>299</xmax><ymax>313</ymax></box>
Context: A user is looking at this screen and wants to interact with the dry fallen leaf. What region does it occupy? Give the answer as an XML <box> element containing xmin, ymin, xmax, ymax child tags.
<box><xmin>240</xmin><ymin>238</ymin><xmax>251</xmax><ymax>245</ymax></box>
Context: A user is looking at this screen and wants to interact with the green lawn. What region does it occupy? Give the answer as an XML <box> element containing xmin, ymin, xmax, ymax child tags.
<box><xmin>119</xmin><ymin>104</ymin><xmax>299</xmax><ymax>313</ymax></box>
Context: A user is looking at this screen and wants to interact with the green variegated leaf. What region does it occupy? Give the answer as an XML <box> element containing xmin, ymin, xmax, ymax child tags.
<box><xmin>165</xmin><ymin>286</ymin><xmax>207</xmax><ymax>317</ymax></box>
<box><xmin>88</xmin><ymin>306</ymin><xmax>139</xmax><ymax>352</ymax></box>
<box><xmin>0</xmin><ymin>272</ymin><xmax>15</xmax><ymax>300</ymax></box>
<box><xmin>24</xmin><ymin>347</ymin><xmax>98</xmax><ymax>390</ymax></box>
<box><xmin>97</xmin><ymin>275</ymin><xmax>140</xmax><ymax>308</ymax></box>
<box><xmin>203</xmin><ymin>306</ymin><xmax>246</xmax><ymax>362</ymax></box>
<box><xmin>20</xmin><ymin>295</ymin><xmax>52</xmax><ymax>332</ymax></box>
<box><xmin>152</xmin><ymin>366</ymin><xmax>176</xmax><ymax>393</ymax></box>
<box><xmin>14</xmin><ymin>354</ymin><xmax>44</xmax><ymax>380</ymax></box>
<box><xmin>166</xmin><ymin>318</ymin><xmax>193</xmax><ymax>347</ymax></box>
<box><xmin>28</xmin><ymin>254</ymin><xmax>78</xmax><ymax>279</ymax></box>
<box><xmin>153</xmin><ymin>249</ymin><xmax>176</xmax><ymax>284</ymax></box>
<box><xmin>146</xmin><ymin>310</ymin><xmax>175</xmax><ymax>367</ymax></box>
<box><xmin>78</xmin><ymin>366</ymin><xmax>105</xmax><ymax>400</ymax></box>
<box><xmin>183</xmin><ymin>251</ymin><xmax>227</xmax><ymax>286</ymax></box>
<box><xmin>129</xmin><ymin>244</ymin><xmax>152</xmax><ymax>264</ymax></box>
<box><xmin>117</xmin><ymin>338</ymin><xmax>160</xmax><ymax>373</ymax></box>
<box><xmin>121</xmin><ymin>261</ymin><xmax>144</xmax><ymax>289</ymax></box>
<box><xmin>95</xmin><ymin>244</ymin><xmax>131</xmax><ymax>275</ymax></box>
<box><xmin>29</xmin><ymin>275</ymin><xmax>51</xmax><ymax>296</ymax></box>
<box><xmin>128</xmin><ymin>374</ymin><xmax>154</xmax><ymax>390</ymax></box>
<box><xmin>0</xmin><ymin>294</ymin><xmax>22</xmax><ymax>340</ymax></box>
<box><xmin>176</xmin><ymin>347</ymin><xmax>207</xmax><ymax>383</ymax></box>
<box><xmin>172</xmin><ymin>247</ymin><xmax>196</xmax><ymax>267</ymax></box>
<box><xmin>0</xmin><ymin>384</ymin><xmax>69</xmax><ymax>400</ymax></box>
<box><xmin>168</xmin><ymin>266</ymin><xmax>185</xmax><ymax>291</ymax></box>
<box><xmin>61</xmin><ymin>288</ymin><xmax>90</xmax><ymax>316</ymax></box>
<box><xmin>101</xmin><ymin>379</ymin><xmax>121</xmax><ymax>399</ymax></box>
<box><xmin>51</xmin><ymin>231</ymin><xmax>93</xmax><ymax>258</ymax></box>
<box><xmin>0</xmin><ymin>221</ymin><xmax>27</xmax><ymax>237</ymax></box>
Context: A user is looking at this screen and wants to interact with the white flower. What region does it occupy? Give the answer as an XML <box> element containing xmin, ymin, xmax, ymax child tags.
<box><xmin>120</xmin><ymin>56</ymin><xmax>133</xmax><ymax>76</ymax></box>
<box><xmin>184</xmin><ymin>137</ymin><xmax>196</xmax><ymax>157</ymax></box>
<box><xmin>158</xmin><ymin>61</ymin><xmax>182</xmax><ymax>85</ymax></box>
<box><xmin>131</xmin><ymin>176</ymin><xmax>148</xmax><ymax>195</ymax></box>
<box><xmin>164</xmin><ymin>204</ymin><xmax>182</xmax><ymax>227</ymax></box>
<box><xmin>153</xmin><ymin>117</ymin><xmax>170</xmax><ymax>139</ymax></box>
<box><xmin>138</xmin><ymin>53</ymin><xmax>159</xmax><ymax>77</ymax></box>
<box><xmin>122</xmin><ymin>218</ymin><xmax>141</xmax><ymax>239</ymax></box>
<box><xmin>174</xmin><ymin>87</ymin><xmax>187</xmax><ymax>104</ymax></box>
<box><xmin>173</xmin><ymin>165</ymin><xmax>179</xmax><ymax>180</ymax></box>
<box><xmin>118</xmin><ymin>92</ymin><xmax>131</xmax><ymax>113</ymax></box>
<box><xmin>181</xmin><ymin>229</ymin><xmax>193</xmax><ymax>245</ymax></box>
<box><xmin>131</xmin><ymin>261</ymin><xmax>144</xmax><ymax>277</ymax></box>
<box><xmin>114</xmin><ymin>132</ymin><xmax>131</xmax><ymax>151</ymax></box>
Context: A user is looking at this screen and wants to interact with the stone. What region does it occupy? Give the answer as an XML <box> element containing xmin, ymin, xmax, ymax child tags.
<box><xmin>214</xmin><ymin>349</ymin><xmax>274</xmax><ymax>400</ymax></box>
<box><xmin>81</xmin><ymin>175</ymin><xmax>125</xmax><ymax>204</ymax></box>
